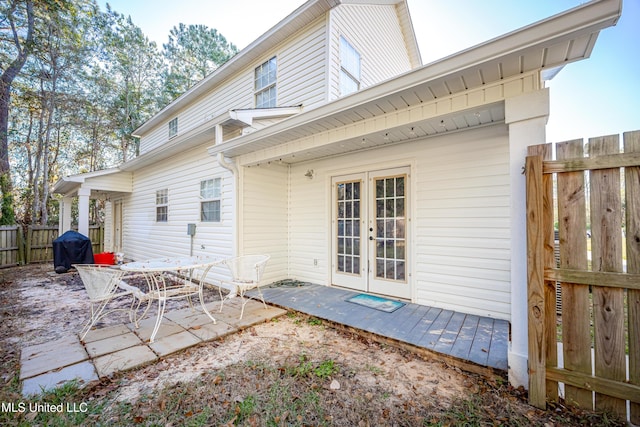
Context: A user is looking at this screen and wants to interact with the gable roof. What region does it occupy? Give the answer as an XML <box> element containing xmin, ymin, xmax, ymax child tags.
<box><xmin>132</xmin><ymin>0</ymin><xmax>420</xmax><ymax>137</ymax></box>
<box><xmin>208</xmin><ymin>0</ymin><xmax>622</xmax><ymax>164</ymax></box>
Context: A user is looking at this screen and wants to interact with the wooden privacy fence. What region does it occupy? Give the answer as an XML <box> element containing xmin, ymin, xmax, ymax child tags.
<box><xmin>526</xmin><ymin>130</ymin><xmax>640</xmax><ymax>424</ymax></box>
<box><xmin>0</xmin><ymin>226</ymin><xmax>104</xmax><ymax>268</ymax></box>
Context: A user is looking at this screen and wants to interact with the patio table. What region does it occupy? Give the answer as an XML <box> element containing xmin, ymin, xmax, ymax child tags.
<box><xmin>120</xmin><ymin>256</ymin><xmax>220</xmax><ymax>342</ymax></box>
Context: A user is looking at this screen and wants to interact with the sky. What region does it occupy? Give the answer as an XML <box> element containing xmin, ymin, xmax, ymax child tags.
<box><xmin>100</xmin><ymin>0</ymin><xmax>640</xmax><ymax>143</ymax></box>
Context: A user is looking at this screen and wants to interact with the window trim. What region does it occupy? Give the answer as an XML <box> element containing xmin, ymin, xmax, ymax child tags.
<box><xmin>168</xmin><ymin>117</ymin><xmax>178</xmax><ymax>139</ymax></box>
<box><xmin>339</xmin><ymin>36</ymin><xmax>361</xmax><ymax>96</ymax></box>
<box><xmin>200</xmin><ymin>178</ymin><xmax>222</xmax><ymax>223</ymax></box>
<box><xmin>156</xmin><ymin>189</ymin><xmax>168</xmax><ymax>222</ymax></box>
<box><xmin>254</xmin><ymin>56</ymin><xmax>277</xmax><ymax>108</ymax></box>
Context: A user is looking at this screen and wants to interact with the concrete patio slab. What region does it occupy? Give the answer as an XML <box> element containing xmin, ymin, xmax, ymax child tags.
<box><xmin>129</xmin><ymin>316</ymin><xmax>185</xmax><ymax>342</ymax></box>
<box><xmin>19</xmin><ymin>298</ymin><xmax>288</xmax><ymax>395</ymax></box>
<box><xmin>20</xmin><ymin>336</ymin><xmax>88</xmax><ymax>380</ymax></box>
<box><xmin>20</xmin><ymin>335</ymin><xmax>80</xmax><ymax>362</ymax></box>
<box><xmin>187</xmin><ymin>320</ymin><xmax>235</xmax><ymax>341</ymax></box>
<box><xmin>165</xmin><ymin>308</ymin><xmax>217</xmax><ymax>329</ymax></box>
<box><xmin>85</xmin><ymin>331</ymin><xmax>143</xmax><ymax>358</ymax></box>
<box><xmin>148</xmin><ymin>330</ymin><xmax>202</xmax><ymax>357</ymax></box>
<box><xmin>93</xmin><ymin>345</ymin><xmax>157</xmax><ymax>377</ymax></box>
<box><xmin>82</xmin><ymin>324</ymin><xmax>131</xmax><ymax>343</ymax></box>
<box><xmin>22</xmin><ymin>361</ymin><xmax>97</xmax><ymax>396</ymax></box>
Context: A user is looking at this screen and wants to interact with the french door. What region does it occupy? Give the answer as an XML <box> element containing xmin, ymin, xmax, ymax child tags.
<box><xmin>331</xmin><ymin>167</ymin><xmax>410</xmax><ymax>299</ymax></box>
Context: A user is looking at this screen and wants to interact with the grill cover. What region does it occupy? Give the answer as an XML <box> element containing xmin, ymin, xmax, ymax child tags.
<box><xmin>53</xmin><ymin>230</ymin><xmax>94</xmax><ymax>273</ymax></box>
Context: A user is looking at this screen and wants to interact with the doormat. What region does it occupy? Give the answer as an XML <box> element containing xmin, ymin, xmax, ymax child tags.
<box><xmin>346</xmin><ymin>294</ymin><xmax>405</xmax><ymax>313</ymax></box>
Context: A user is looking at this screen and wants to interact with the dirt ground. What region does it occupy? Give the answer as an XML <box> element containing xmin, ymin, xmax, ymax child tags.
<box><xmin>0</xmin><ymin>264</ymin><xmax>626</xmax><ymax>426</ymax></box>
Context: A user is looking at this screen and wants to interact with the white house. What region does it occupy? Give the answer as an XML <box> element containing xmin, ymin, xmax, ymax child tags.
<box><xmin>53</xmin><ymin>0</ymin><xmax>622</xmax><ymax>387</ymax></box>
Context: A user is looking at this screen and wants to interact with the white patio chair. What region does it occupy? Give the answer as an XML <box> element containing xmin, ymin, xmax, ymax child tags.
<box><xmin>218</xmin><ymin>255</ymin><xmax>270</xmax><ymax>319</ymax></box>
<box><xmin>75</xmin><ymin>264</ymin><xmax>148</xmax><ymax>341</ymax></box>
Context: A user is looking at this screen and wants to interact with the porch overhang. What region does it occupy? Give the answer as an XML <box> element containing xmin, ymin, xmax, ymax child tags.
<box><xmin>52</xmin><ymin>168</ymin><xmax>133</xmax><ymax>238</ymax></box>
<box><xmin>124</xmin><ymin>107</ymin><xmax>302</xmax><ymax>171</ymax></box>
<box><xmin>52</xmin><ymin>168</ymin><xmax>132</xmax><ymax>197</ymax></box>
<box><xmin>207</xmin><ymin>0</ymin><xmax>621</xmax><ymax>166</ymax></box>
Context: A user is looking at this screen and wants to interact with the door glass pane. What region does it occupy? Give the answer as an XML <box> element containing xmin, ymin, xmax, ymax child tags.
<box><xmin>396</xmin><ymin>178</ymin><xmax>404</xmax><ymax>197</ymax></box>
<box><xmin>336</xmin><ymin>180</ymin><xmax>361</xmax><ymax>275</ymax></box>
<box><xmin>386</xmin><ymin>179</ymin><xmax>394</xmax><ymax>197</ymax></box>
<box><xmin>374</xmin><ymin>175</ymin><xmax>406</xmax><ymax>282</ymax></box>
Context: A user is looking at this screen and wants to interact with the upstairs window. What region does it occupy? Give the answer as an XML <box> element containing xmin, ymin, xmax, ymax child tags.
<box><xmin>255</xmin><ymin>57</ymin><xmax>277</xmax><ymax>108</ymax></box>
<box><xmin>168</xmin><ymin>117</ymin><xmax>178</xmax><ymax>138</ymax></box>
<box><xmin>156</xmin><ymin>189</ymin><xmax>168</xmax><ymax>222</ymax></box>
<box><xmin>339</xmin><ymin>36</ymin><xmax>361</xmax><ymax>96</ymax></box>
<box><xmin>200</xmin><ymin>178</ymin><xmax>222</xmax><ymax>222</ymax></box>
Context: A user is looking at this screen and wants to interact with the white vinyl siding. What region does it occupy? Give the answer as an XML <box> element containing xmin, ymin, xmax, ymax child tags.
<box><xmin>123</xmin><ymin>145</ymin><xmax>234</xmax><ymax>272</ymax></box>
<box><xmin>282</xmin><ymin>125</ymin><xmax>511</xmax><ymax>320</ymax></box>
<box><xmin>328</xmin><ymin>4</ymin><xmax>412</xmax><ymax>101</ymax></box>
<box><xmin>139</xmin><ymin>16</ymin><xmax>328</xmax><ymax>154</ymax></box>
<box><xmin>239</xmin><ymin>165</ymin><xmax>289</xmax><ymax>285</ymax></box>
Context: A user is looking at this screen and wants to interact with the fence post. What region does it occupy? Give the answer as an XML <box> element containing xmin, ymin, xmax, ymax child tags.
<box><xmin>17</xmin><ymin>227</ymin><xmax>25</xmax><ymax>265</ymax></box>
<box><xmin>25</xmin><ymin>226</ymin><xmax>32</xmax><ymax>264</ymax></box>
<box><xmin>526</xmin><ymin>152</ymin><xmax>546</xmax><ymax>409</ymax></box>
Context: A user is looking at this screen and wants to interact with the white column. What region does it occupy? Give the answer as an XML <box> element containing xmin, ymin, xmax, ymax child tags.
<box><xmin>504</xmin><ymin>88</ymin><xmax>550</xmax><ymax>388</ymax></box>
<box><xmin>77</xmin><ymin>187</ymin><xmax>91</xmax><ymax>237</ymax></box>
<box><xmin>61</xmin><ymin>196</ymin><xmax>73</xmax><ymax>234</ymax></box>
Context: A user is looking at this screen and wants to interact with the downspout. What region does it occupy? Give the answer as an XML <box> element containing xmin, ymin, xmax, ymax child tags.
<box><xmin>217</xmin><ymin>152</ymin><xmax>239</xmax><ymax>258</ymax></box>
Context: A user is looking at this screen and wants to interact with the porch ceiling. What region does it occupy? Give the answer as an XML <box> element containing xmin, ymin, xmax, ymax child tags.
<box><xmin>249</xmin><ymin>103</ymin><xmax>506</xmax><ymax>165</ymax></box>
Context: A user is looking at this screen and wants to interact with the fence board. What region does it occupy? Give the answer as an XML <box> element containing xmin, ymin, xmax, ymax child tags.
<box><xmin>0</xmin><ymin>226</ymin><xmax>103</xmax><ymax>266</ymax></box>
<box><xmin>625</xmin><ymin>130</ymin><xmax>640</xmax><ymax>425</ymax></box>
<box><xmin>589</xmin><ymin>135</ymin><xmax>626</xmax><ymax>415</ymax></box>
<box><xmin>528</xmin><ymin>143</ymin><xmax>558</xmax><ymax>403</ymax></box>
<box><xmin>0</xmin><ymin>226</ymin><xmax>19</xmax><ymax>267</ymax></box>
<box><xmin>556</xmin><ymin>139</ymin><xmax>593</xmax><ymax>409</ymax></box>
<box><xmin>528</xmin><ymin>130</ymin><xmax>640</xmax><ymax>422</ymax></box>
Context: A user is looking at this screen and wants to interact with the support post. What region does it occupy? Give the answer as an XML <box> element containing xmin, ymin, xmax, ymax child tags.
<box><xmin>77</xmin><ymin>187</ymin><xmax>91</xmax><ymax>237</ymax></box>
<box><xmin>60</xmin><ymin>196</ymin><xmax>73</xmax><ymax>234</ymax></box>
<box><xmin>505</xmin><ymin>88</ymin><xmax>550</xmax><ymax>388</ymax></box>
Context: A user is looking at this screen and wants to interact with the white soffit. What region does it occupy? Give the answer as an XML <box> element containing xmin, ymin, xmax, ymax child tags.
<box><xmin>209</xmin><ymin>0</ymin><xmax>621</xmax><ymax>161</ymax></box>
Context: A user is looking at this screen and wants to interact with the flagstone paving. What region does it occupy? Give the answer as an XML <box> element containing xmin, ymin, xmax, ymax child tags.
<box><xmin>19</xmin><ymin>298</ymin><xmax>286</xmax><ymax>396</ymax></box>
<box><xmin>20</xmin><ymin>284</ymin><xmax>509</xmax><ymax>396</ymax></box>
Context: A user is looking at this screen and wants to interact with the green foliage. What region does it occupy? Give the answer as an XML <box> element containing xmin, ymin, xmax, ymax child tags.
<box><xmin>2</xmin><ymin>0</ymin><xmax>239</xmax><ymax>224</ymax></box>
<box><xmin>287</xmin><ymin>354</ymin><xmax>339</xmax><ymax>379</ymax></box>
<box><xmin>162</xmin><ymin>23</ymin><xmax>238</xmax><ymax>100</ymax></box>
<box><xmin>0</xmin><ymin>173</ymin><xmax>16</xmax><ymax>225</ymax></box>
<box><xmin>306</xmin><ymin>316</ymin><xmax>323</xmax><ymax>326</ymax></box>
<box><xmin>313</xmin><ymin>359</ymin><xmax>338</xmax><ymax>379</ymax></box>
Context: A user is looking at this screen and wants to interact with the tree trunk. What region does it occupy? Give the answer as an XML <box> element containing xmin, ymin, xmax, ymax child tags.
<box><xmin>0</xmin><ymin>0</ymin><xmax>35</xmax><ymax>224</ymax></box>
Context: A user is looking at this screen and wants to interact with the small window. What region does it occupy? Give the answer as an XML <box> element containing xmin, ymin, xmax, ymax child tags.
<box><xmin>339</xmin><ymin>36</ymin><xmax>361</xmax><ymax>96</ymax></box>
<box><xmin>200</xmin><ymin>178</ymin><xmax>221</xmax><ymax>222</ymax></box>
<box><xmin>255</xmin><ymin>57</ymin><xmax>277</xmax><ymax>108</ymax></box>
<box><xmin>156</xmin><ymin>189</ymin><xmax>168</xmax><ymax>222</ymax></box>
<box><xmin>168</xmin><ymin>117</ymin><xmax>178</xmax><ymax>138</ymax></box>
